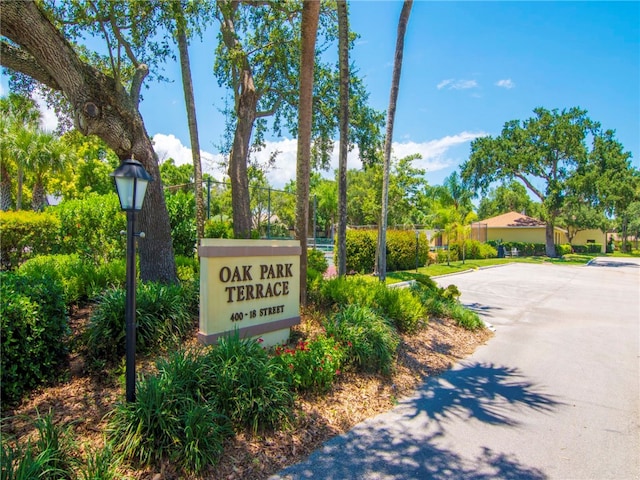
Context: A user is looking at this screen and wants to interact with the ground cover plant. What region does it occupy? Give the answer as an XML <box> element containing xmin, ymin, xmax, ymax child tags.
<box><xmin>1</xmin><ymin>254</ymin><xmax>495</xmax><ymax>478</ymax></box>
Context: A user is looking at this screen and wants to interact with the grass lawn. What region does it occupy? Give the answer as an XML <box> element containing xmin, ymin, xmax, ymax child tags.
<box><xmin>385</xmin><ymin>254</ymin><xmax>604</xmax><ymax>284</ymax></box>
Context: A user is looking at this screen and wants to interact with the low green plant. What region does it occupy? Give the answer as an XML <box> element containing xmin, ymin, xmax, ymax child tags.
<box><xmin>1</xmin><ymin>272</ymin><xmax>69</xmax><ymax>406</ymax></box>
<box><xmin>1</xmin><ymin>411</ymin><xmax>74</xmax><ymax>479</ymax></box>
<box><xmin>204</xmin><ymin>218</ymin><xmax>234</xmax><ymax>238</ymax></box>
<box><xmin>203</xmin><ymin>334</ymin><xmax>294</xmax><ymax>433</ymax></box>
<box><xmin>307</xmin><ymin>248</ymin><xmax>328</xmax><ymax>274</ymax></box>
<box><xmin>324</xmin><ymin>304</ymin><xmax>399</xmax><ymax>375</ymax></box>
<box><xmin>175</xmin><ymin>255</ymin><xmax>199</xmax><ymax>282</ymax></box>
<box><xmin>412</xmin><ymin>283</ymin><xmax>484</xmax><ymax>331</ymax></box>
<box><xmin>0</xmin><ymin>210</ymin><xmax>60</xmax><ymax>269</ymax></box>
<box><xmin>272</xmin><ymin>336</ymin><xmax>346</xmax><ymax>393</ymax></box>
<box><xmin>166</xmin><ymin>191</ymin><xmax>197</xmax><ymax>257</ymax></box>
<box><xmin>107</xmin><ymin>374</ymin><xmax>230</xmax><ymax>473</ymax></box>
<box><xmin>76</xmin><ymin>445</ymin><xmax>120</xmax><ymax>480</ymax></box>
<box><xmin>556</xmin><ymin>244</ymin><xmax>573</xmax><ymax>256</ymax></box>
<box><xmin>86</xmin><ymin>282</ymin><xmax>196</xmax><ymax>366</ymax></box>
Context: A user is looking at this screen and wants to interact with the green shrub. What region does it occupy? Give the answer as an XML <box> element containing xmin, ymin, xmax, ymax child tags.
<box><xmin>166</xmin><ymin>191</ymin><xmax>197</xmax><ymax>257</ymax></box>
<box><xmin>107</xmin><ymin>374</ymin><xmax>231</xmax><ymax>473</ymax></box>
<box><xmin>0</xmin><ymin>411</ymin><xmax>74</xmax><ymax>479</ymax></box>
<box><xmin>343</xmin><ymin>229</ymin><xmax>377</xmax><ymax>274</ymax></box>
<box><xmin>316</xmin><ymin>276</ymin><xmax>426</xmax><ymax>333</ymax></box>
<box><xmin>456</xmin><ymin>239</ymin><xmax>497</xmax><ymax>259</ymax></box>
<box><xmin>86</xmin><ymin>282</ymin><xmax>196</xmax><ymax>365</ymax></box>
<box><xmin>272</xmin><ymin>336</ymin><xmax>345</xmax><ymax>393</ymax></box>
<box><xmin>436</xmin><ymin>248</ymin><xmax>458</xmax><ymax>263</ymax></box>
<box><xmin>324</xmin><ymin>305</ymin><xmax>399</xmax><ymax>375</ymax></box>
<box><xmin>204</xmin><ymin>218</ymin><xmax>234</xmax><ymax>239</ymax></box>
<box><xmin>556</xmin><ymin>244</ymin><xmax>573</xmax><ymax>256</ymax></box>
<box><xmin>572</xmin><ymin>243</ymin><xmax>602</xmax><ymax>254</ymax></box>
<box><xmin>0</xmin><ymin>210</ymin><xmax>60</xmax><ymax>270</ymax></box>
<box><xmin>203</xmin><ymin>334</ymin><xmax>293</xmax><ymax>433</ymax></box>
<box><xmin>1</xmin><ymin>272</ymin><xmax>69</xmax><ymax>406</ymax></box>
<box><xmin>488</xmin><ymin>241</ymin><xmax>546</xmax><ymax>256</ymax></box>
<box><xmin>176</xmin><ymin>255</ymin><xmax>199</xmax><ymax>282</ymax></box>
<box><xmin>51</xmin><ymin>193</ymin><xmax>125</xmax><ymax>263</ymax></box>
<box><xmin>386</xmin><ymin>230</ymin><xmax>429</xmax><ymax>271</ymax></box>
<box><xmin>307</xmin><ymin>248</ymin><xmax>328</xmax><ymax>274</ymax></box>
<box><xmin>412</xmin><ymin>282</ymin><xmax>484</xmax><ymax>331</ymax></box>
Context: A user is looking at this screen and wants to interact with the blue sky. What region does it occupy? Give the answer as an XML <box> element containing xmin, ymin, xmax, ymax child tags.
<box><xmin>2</xmin><ymin>1</ymin><xmax>639</xmax><ymax>190</ymax></box>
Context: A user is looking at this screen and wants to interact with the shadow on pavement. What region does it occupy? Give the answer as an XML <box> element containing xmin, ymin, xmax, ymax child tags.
<box><xmin>272</xmin><ymin>362</ymin><xmax>559</xmax><ymax>480</ymax></box>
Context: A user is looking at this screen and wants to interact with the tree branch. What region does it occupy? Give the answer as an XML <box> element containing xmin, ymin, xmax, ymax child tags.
<box><xmin>514</xmin><ymin>172</ymin><xmax>545</xmax><ymax>202</ymax></box>
<box><xmin>130</xmin><ymin>63</ymin><xmax>149</xmax><ymax>108</ymax></box>
<box><xmin>256</xmin><ymin>95</ymin><xmax>282</xmax><ymax>118</ymax></box>
<box><xmin>0</xmin><ymin>42</ymin><xmax>61</xmax><ymax>91</ymax></box>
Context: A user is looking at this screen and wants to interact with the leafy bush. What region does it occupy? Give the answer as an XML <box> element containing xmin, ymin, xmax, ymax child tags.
<box><xmin>324</xmin><ymin>304</ymin><xmax>399</xmax><ymax>375</ymax></box>
<box><xmin>315</xmin><ymin>276</ymin><xmax>426</xmax><ymax>333</ymax></box>
<box><xmin>204</xmin><ymin>218</ymin><xmax>234</xmax><ymax>239</ymax></box>
<box><xmin>556</xmin><ymin>244</ymin><xmax>573</xmax><ymax>256</ymax></box>
<box><xmin>488</xmin><ymin>241</ymin><xmax>546</xmax><ymax>256</ymax></box>
<box><xmin>175</xmin><ymin>255</ymin><xmax>199</xmax><ymax>282</ymax></box>
<box><xmin>202</xmin><ymin>334</ymin><xmax>293</xmax><ymax>433</ymax></box>
<box><xmin>86</xmin><ymin>282</ymin><xmax>196</xmax><ymax>365</ymax></box>
<box><xmin>0</xmin><ymin>210</ymin><xmax>60</xmax><ymax>270</ymax></box>
<box><xmin>343</xmin><ymin>229</ymin><xmax>377</xmax><ymax>273</ymax></box>
<box><xmin>455</xmin><ymin>240</ymin><xmax>497</xmax><ymax>260</ymax></box>
<box><xmin>1</xmin><ymin>272</ymin><xmax>69</xmax><ymax>406</ymax></box>
<box><xmin>107</xmin><ymin>373</ymin><xmax>231</xmax><ymax>474</ymax></box>
<box><xmin>572</xmin><ymin>243</ymin><xmax>602</xmax><ymax>254</ymax></box>
<box><xmin>385</xmin><ymin>230</ymin><xmax>429</xmax><ymax>271</ymax></box>
<box><xmin>51</xmin><ymin>193</ymin><xmax>125</xmax><ymax>263</ymax></box>
<box><xmin>307</xmin><ymin>248</ymin><xmax>328</xmax><ymax>274</ymax></box>
<box><xmin>272</xmin><ymin>336</ymin><xmax>345</xmax><ymax>393</ymax></box>
<box><xmin>412</xmin><ymin>282</ymin><xmax>484</xmax><ymax>331</ymax></box>
<box><xmin>166</xmin><ymin>191</ymin><xmax>197</xmax><ymax>257</ymax></box>
<box><xmin>17</xmin><ymin>254</ymin><xmax>122</xmax><ymax>304</ymax></box>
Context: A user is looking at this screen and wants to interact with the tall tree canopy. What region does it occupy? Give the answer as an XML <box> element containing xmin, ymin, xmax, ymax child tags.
<box><xmin>461</xmin><ymin>107</ymin><xmax>635</xmax><ymax>257</ymax></box>
<box><xmin>1</xmin><ymin>0</ymin><xmax>177</xmax><ymax>282</ymax></box>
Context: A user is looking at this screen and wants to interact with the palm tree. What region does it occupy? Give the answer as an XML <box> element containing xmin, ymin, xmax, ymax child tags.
<box><xmin>27</xmin><ymin>131</ymin><xmax>69</xmax><ymax>211</ymax></box>
<box><xmin>378</xmin><ymin>0</ymin><xmax>413</xmax><ymax>282</ymax></box>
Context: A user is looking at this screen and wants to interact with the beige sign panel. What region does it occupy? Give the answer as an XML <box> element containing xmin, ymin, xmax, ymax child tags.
<box><xmin>199</xmin><ymin>239</ymin><xmax>301</xmax><ymax>347</ymax></box>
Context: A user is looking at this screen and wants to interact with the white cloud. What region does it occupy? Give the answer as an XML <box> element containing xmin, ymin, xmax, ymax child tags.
<box><xmin>437</xmin><ymin>78</ymin><xmax>478</xmax><ymax>90</ymax></box>
<box><xmin>496</xmin><ymin>78</ymin><xmax>515</xmax><ymax>89</ymax></box>
<box><xmin>151</xmin><ymin>131</ymin><xmax>487</xmax><ymax>189</ymax></box>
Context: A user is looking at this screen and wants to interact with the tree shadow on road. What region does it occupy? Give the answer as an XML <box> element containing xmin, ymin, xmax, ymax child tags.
<box><xmin>273</xmin><ymin>362</ymin><xmax>558</xmax><ymax>480</ymax></box>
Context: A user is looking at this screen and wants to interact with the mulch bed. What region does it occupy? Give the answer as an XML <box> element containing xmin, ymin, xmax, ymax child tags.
<box><xmin>2</xmin><ymin>307</ymin><xmax>492</xmax><ymax>479</ymax></box>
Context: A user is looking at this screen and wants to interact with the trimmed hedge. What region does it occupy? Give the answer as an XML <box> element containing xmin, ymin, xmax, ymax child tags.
<box><xmin>340</xmin><ymin>229</ymin><xmax>429</xmax><ymax>274</ymax></box>
<box><xmin>0</xmin><ymin>210</ymin><xmax>60</xmax><ymax>270</ymax></box>
<box><xmin>1</xmin><ymin>271</ymin><xmax>69</xmax><ymax>406</ymax></box>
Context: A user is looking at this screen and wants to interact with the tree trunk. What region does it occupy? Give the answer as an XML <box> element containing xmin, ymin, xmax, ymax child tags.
<box><xmin>31</xmin><ymin>180</ymin><xmax>47</xmax><ymax>211</ymax></box>
<box><xmin>0</xmin><ymin>164</ymin><xmax>12</xmax><ymax>211</ymax></box>
<box><xmin>378</xmin><ymin>0</ymin><xmax>413</xmax><ymax>282</ymax></box>
<box><xmin>16</xmin><ymin>166</ymin><xmax>24</xmax><ymax>211</ymax></box>
<box><xmin>0</xmin><ymin>1</ymin><xmax>177</xmax><ymax>283</ymax></box>
<box><xmin>176</xmin><ymin>21</ymin><xmax>205</xmax><ymax>247</ymax></box>
<box><xmin>296</xmin><ymin>0</ymin><xmax>320</xmax><ymax>306</ymax></box>
<box><xmin>229</xmin><ymin>75</ymin><xmax>256</xmax><ymax>239</ymax></box>
<box><xmin>545</xmin><ymin>221</ymin><xmax>557</xmax><ymax>257</ymax></box>
<box><xmin>336</xmin><ymin>0</ymin><xmax>349</xmax><ymax>277</ymax></box>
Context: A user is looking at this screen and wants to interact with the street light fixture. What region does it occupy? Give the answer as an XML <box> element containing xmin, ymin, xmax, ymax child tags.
<box><xmin>111</xmin><ymin>158</ymin><xmax>152</xmax><ymax>402</ymax></box>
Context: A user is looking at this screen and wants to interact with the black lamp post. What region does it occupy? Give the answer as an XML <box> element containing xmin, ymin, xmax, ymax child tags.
<box><xmin>111</xmin><ymin>158</ymin><xmax>152</xmax><ymax>402</ymax></box>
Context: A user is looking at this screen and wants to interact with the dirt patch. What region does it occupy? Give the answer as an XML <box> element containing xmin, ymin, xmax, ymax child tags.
<box><xmin>2</xmin><ymin>308</ymin><xmax>492</xmax><ymax>479</ymax></box>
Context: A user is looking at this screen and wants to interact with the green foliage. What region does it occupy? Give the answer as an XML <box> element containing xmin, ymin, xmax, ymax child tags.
<box><xmin>86</xmin><ymin>282</ymin><xmax>196</xmax><ymax>366</ymax></box>
<box><xmin>175</xmin><ymin>255</ymin><xmax>199</xmax><ymax>282</ymax></box>
<box><xmin>17</xmin><ymin>254</ymin><xmax>123</xmax><ymax>304</ymax></box>
<box><xmin>1</xmin><ymin>272</ymin><xmax>69</xmax><ymax>406</ymax></box>
<box><xmin>50</xmin><ymin>193</ymin><xmax>125</xmax><ymax>263</ymax></box>
<box><xmin>107</xmin><ymin>374</ymin><xmax>230</xmax><ymax>474</ymax></box>
<box><xmin>272</xmin><ymin>336</ymin><xmax>345</xmax><ymax>393</ymax></box>
<box><xmin>307</xmin><ymin>248</ymin><xmax>328</xmax><ymax>274</ymax></box>
<box><xmin>204</xmin><ymin>218</ymin><xmax>234</xmax><ymax>238</ymax></box>
<box><xmin>556</xmin><ymin>244</ymin><xmax>573</xmax><ymax>256</ymax></box>
<box><xmin>343</xmin><ymin>229</ymin><xmax>377</xmax><ymax>273</ymax></box>
<box><xmin>453</xmin><ymin>240</ymin><xmax>497</xmax><ymax>260</ymax></box>
<box><xmin>0</xmin><ymin>210</ymin><xmax>60</xmax><ymax>270</ymax></box>
<box><xmin>0</xmin><ymin>411</ymin><xmax>74</xmax><ymax>479</ymax></box>
<box><xmin>571</xmin><ymin>243</ymin><xmax>602</xmax><ymax>254</ymax></box>
<box><xmin>324</xmin><ymin>305</ymin><xmax>399</xmax><ymax>375</ymax></box>
<box><xmin>412</xmin><ymin>282</ymin><xmax>484</xmax><ymax>331</ymax></box>
<box><xmin>76</xmin><ymin>445</ymin><xmax>119</xmax><ymax>480</ymax></box>
<box><xmin>203</xmin><ymin>334</ymin><xmax>294</xmax><ymax>433</ymax></box>
<box><xmin>385</xmin><ymin>230</ymin><xmax>429</xmax><ymax>271</ymax></box>
<box><xmin>166</xmin><ymin>191</ymin><xmax>197</xmax><ymax>257</ymax></box>
<box><xmin>315</xmin><ymin>276</ymin><xmax>426</xmax><ymax>333</ymax></box>
<box><xmin>488</xmin><ymin>241</ymin><xmax>547</xmax><ymax>256</ymax></box>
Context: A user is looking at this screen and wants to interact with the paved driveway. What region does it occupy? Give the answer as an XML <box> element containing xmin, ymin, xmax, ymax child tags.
<box><xmin>271</xmin><ymin>257</ymin><xmax>639</xmax><ymax>480</ymax></box>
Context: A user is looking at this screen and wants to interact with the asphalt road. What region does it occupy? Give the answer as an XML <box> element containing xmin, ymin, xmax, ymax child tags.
<box><xmin>270</xmin><ymin>257</ymin><xmax>640</xmax><ymax>480</ymax></box>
